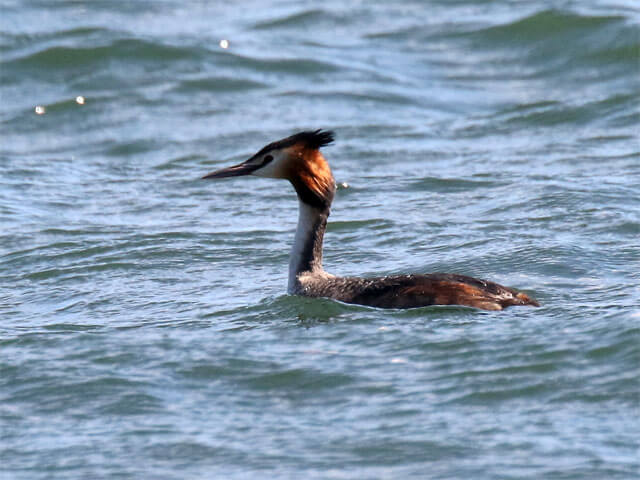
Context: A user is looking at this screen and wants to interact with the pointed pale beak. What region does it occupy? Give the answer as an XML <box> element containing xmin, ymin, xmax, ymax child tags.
<box><xmin>201</xmin><ymin>160</ymin><xmax>259</xmax><ymax>179</ymax></box>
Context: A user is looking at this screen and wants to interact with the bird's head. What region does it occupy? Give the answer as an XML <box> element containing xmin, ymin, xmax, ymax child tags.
<box><xmin>203</xmin><ymin>129</ymin><xmax>336</xmax><ymax>210</ymax></box>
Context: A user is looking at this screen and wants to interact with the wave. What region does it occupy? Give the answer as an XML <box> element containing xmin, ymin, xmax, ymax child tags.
<box><xmin>5</xmin><ymin>38</ymin><xmax>205</xmax><ymax>70</ymax></box>
<box><xmin>173</xmin><ymin>77</ymin><xmax>267</xmax><ymax>93</ymax></box>
<box><xmin>365</xmin><ymin>9</ymin><xmax>638</xmax><ymax>77</ymax></box>
<box><xmin>455</xmin><ymin>90</ymin><xmax>638</xmax><ymax>135</ymax></box>
<box><xmin>465</xmin><ymin>9</ymin><xmax>639</xmax><ymax>73</ymax></box>
<box><xmin>253</xmin><ymin>8</ymin><xmax>328</xmax><ymax>30</ymax></box>
<box><xmin>222</xmin><ymin>52</ymin><xmax>340</xmax><ymax>73</ymax></box>
<box><xmin>472</xmin><ymin>9</ymin><xmax>626</xmax><ymax>43</ymax></box>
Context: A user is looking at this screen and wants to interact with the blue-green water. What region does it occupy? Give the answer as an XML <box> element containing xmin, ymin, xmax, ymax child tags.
<box><xmin>1</xmin><ymin>1</ymin><xmax>639</xmax><ymax>478</ymax></box>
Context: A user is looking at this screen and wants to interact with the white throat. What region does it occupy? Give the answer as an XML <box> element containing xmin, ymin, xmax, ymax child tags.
<box><xmin>288</xmin><ymin>201</ymin><xmax>327</xmax><ymax>293</ymax></box>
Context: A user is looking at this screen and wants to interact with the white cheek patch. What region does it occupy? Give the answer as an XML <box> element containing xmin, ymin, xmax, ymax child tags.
<box><xmin>252</xmin><ymin>151</ymin><xmax>288</xmax><ymax>179</ymax></box>
<box><xmin>253</xmin><ymin>161</ymin><xmax>279</xmax><ymax>178</ymax></box>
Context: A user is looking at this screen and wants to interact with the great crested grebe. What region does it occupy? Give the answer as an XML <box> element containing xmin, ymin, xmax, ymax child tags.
<box><xmin>202</xmin><ymin>130</ymin><xmax>539</xmax><ymax>311</ymax></box>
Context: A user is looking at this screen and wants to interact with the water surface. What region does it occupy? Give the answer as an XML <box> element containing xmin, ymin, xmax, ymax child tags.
<box><xmin>1</xmin><ymin>1</ymin><xmax>639</xmax><ymax>479</ymax></box>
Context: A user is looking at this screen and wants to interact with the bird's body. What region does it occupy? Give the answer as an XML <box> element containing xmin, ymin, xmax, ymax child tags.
<box><xmin>203</xmin><ymin>130</ymin><xmax>539</xmax><ymax>311</ymax></box>
<box><xmin>297</xmin><ymin>272</ymin><xmax>537</xmax><ymax>311</ymax></box>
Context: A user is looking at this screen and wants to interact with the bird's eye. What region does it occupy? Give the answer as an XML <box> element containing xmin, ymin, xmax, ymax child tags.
<box><xmin>263</xmin><ymin>155</ymin><xmax>274</xmax><ymax>164</ymax></box>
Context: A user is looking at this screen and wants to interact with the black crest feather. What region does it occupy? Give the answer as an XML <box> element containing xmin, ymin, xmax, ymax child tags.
<box><xmin>293</xmin><ymin>129</ymin><xmax>335</xmax><ymax>149</ymax></box>
<box><xmin>256</xmin><ymin>129</ymin><xmax>335</xmax><ymax>156</ymax></box>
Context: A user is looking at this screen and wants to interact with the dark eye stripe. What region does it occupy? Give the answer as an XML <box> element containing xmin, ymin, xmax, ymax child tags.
<box><xmin>262</xmin><ymin>155</ymin><xmax>274</xmax><ymax>166</ymax></box>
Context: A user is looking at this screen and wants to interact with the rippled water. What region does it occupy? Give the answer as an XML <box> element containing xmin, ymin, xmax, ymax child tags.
<box><xmin>1</xmin><ymin>1</ymin><xmax>639</xmax><ymax>478</ymax></box>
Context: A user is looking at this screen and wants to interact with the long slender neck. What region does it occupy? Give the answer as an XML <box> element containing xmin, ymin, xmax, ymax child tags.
<box><xmin>288</xmin><ymin>201</ymin><xmax>330</xmax><ymax>293</ymax></box>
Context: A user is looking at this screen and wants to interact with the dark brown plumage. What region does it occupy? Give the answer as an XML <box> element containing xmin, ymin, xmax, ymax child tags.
<box><xmin>299</xmin><ymin>273</ymin><xmax>539</xmax><ymax>310</ymax></box>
